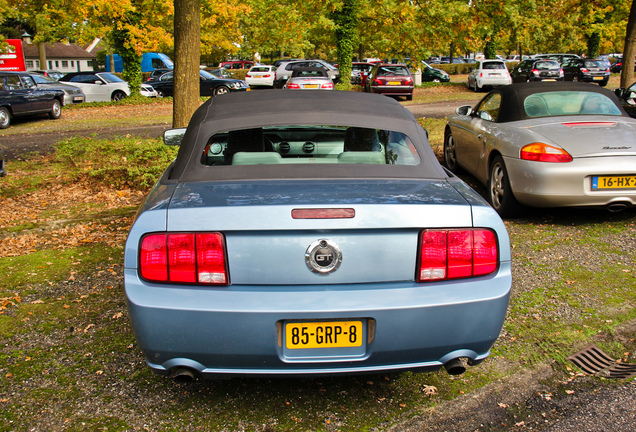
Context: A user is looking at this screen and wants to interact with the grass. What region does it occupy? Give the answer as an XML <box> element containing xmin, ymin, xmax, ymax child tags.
<box><xmin>0</xmin><ymin>86</ymin><xmax>634</xmax><ymax>430</ymax></box>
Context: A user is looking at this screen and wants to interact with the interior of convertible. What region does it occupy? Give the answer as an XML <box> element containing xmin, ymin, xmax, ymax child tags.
<box><xmin>523</xmin><ymin>91</ymin><xmax>622</xmax><ymax>118</ymax></box>
<box><xmin>201</xmin><ymin>125</ymin><xmax>421</xmax><ymax>166</ymax></box>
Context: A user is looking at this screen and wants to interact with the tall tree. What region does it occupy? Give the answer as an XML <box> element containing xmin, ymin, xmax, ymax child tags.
<box><xmin>621</xmin><ymin>0</ymin><xmax>636</xmax><ymax>87</ymax></box>
<box><xmin>333</xmin><ymin>0</ymin><xmax>358</xmax><ymax>90</ymax></box>
<box><xmin>173</xmin><ymin>0</ymin><xmax>200</xmax><ymax>127</ymax></box>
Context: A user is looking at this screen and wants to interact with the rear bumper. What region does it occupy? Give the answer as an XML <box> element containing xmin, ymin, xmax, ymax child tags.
<box><xmin>125</xmin><ymin>265</ymin><xmax>511</xmax><ymax>378</ymax></box>
<box><xmin>370</xmin><ymin>86</ymin><xmax>414</xmax><ymax>96</ymax></box>
<box><xmin>505</xmin><ymin>155</ymin><xmax>636</xmax><ymax>208</ymax></box>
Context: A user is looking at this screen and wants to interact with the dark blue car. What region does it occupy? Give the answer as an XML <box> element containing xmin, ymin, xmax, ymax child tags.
<box><xmin>0</xmin><ymin>71</ymin><xmax>64</xmax><ymax>129</ymax></box>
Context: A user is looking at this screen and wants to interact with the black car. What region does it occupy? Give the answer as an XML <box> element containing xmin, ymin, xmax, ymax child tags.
<box><xmin>149</xmin><ymin>70</ymin><xmax>248</xmax><ymax>97</ymax></box>
<box><xmin>562</xmin><ymin>58</ymin><xmax>610</xmax><ymax>87</ymax></box>
<box><xmin>0</xmin><ymin>146</ymin><xmax>5</xmax><ymax>176</ymax></box>
<box><xmin>511</xmin><ymin>59</ymin><xmax>563</xmax><ymax>83</ymax></box>
<box><xmin>614</xmin><ymin>82</ymin><xmax>636</xmax><ymax>118</ymax></box>
<box><xmin>0</xmin><ymin>71</ymin><xmax>64</xmax><ymax>129</ymax></box>
<box><xmin>145</xmin><ymin>68</ymin><xmax>173</xmax><ymax>82</ymax></box>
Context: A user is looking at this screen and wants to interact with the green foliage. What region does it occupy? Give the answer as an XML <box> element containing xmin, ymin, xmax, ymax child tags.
<box><xmin>333</xmin><ymin>0</ymin><xmax>358</xmax><ymax>91</ymax></box>
<box><xmin>484</xmin><ymin>40</ymin><xmax>497</xmax><ymax>59</ymax></box>
<box><xmin>587</xmin><ymin>31</ymin><xmax>601</xmax><ymax>58</ymax></box>
<box><xmin>53</xmin><ymin>137</ymin><xmax>178</xmax><ymax>190</ymax></box>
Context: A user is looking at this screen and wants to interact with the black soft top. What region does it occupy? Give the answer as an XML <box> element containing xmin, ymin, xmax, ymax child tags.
<box><xmin>169</xmin><ymin>90</ymin><xmax>446</xmax><ymax>182</ymax></box>
<box><xmin>483</xmin><ymin>82</ymin><xmax>628</xmax><ymax>123</ymax></box>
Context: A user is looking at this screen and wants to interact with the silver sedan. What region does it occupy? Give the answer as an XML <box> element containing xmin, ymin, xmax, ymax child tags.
<box><xmin>445</xmin><ymin>82</ymin><xmax>636</xmax><ymax>216</ymax></box>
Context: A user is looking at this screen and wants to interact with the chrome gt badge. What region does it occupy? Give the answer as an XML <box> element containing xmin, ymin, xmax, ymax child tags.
<box><xmin>305</xmin><ymin>239</ymin><xmax>342</xmax><ymax>275</ymax></box>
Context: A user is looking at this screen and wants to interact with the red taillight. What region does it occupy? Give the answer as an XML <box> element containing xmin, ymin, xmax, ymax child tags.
<box><xmin>581</xmin><ymin>68</ymin><xmax>589</xmax><ymax>73</ymax></box>
<box><xmin>287</xmin><ymin>83</ymin><xmax>300</xmax><ymax>89</ymax></box>
<box><xmin>140</xmin><ymin>233</ymin><xmax>228</xmax><ymax>285</ymax></box>
<box><xmin>417</xmin><ymin>229</ymin><xmax>498</xmax><ymax>282</ymax></box>
<box><xmin>520</xmin><ymin>143</ymin><xmax>572</xmax><ymax>163</ymax></box>
<box><xmin>405</xmin><ymin>77</ymin><xmax>413</xmax><ymax>85</ymax></box>
<box><xmin>532</xmin><ymin>68</ymin><xmax>539</xmax><ymax>76</ymax></box>
<box><xmin>322</xmin><ymin>82</ymin><xmax>334</xmax><ymax>89</ymax></box>
<box><xmin>373</xmin><ymin>78</ymin><xmax>383</xmax><ymax>86</ymax></box>
<box><xmin>246</xmin><ymin>74</ymin><xmax>252</xmax><ymax>78</ymax></box>
<box><xmin>263</xmin><ymin>73</ymin><xmax>271</xmax><ymax>78</ymax></box>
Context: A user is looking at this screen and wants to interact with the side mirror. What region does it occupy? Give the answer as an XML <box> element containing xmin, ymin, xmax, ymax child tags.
<box><xmin>455</xmin><ymin>105</ymin><xmax>473</xmax><ymax>116</ymax></box>
<box><xmin>163</xmin><ymin>128</ymin><xmax>187</xmax><ymax>146</ymax></box>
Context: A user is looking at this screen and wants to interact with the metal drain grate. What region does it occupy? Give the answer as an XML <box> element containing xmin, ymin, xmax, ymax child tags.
<box><xmin>568</xmin><ymin>345</ymin><xmax>636</xmax><ymax>379</ymax></box>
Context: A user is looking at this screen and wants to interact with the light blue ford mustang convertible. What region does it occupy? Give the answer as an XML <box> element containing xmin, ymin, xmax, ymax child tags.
<box><xmin>124</xmin><ymin>90</ymin><xmax>512</xmax><ymax>380</ymax></box>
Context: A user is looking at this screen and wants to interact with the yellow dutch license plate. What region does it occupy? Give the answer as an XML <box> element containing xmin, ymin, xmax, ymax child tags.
<box><xmin>304</xmin><ymin>84</ymin><xmax>319</xmax><ymax>89</ymax></box>
<box><xmin>388</xmin><ymin>81</ymin><xmax>401</xmax><ymax>85</ymax></box>
<box><xmin>285</xmin><ymin>321</ymin><xmax>363</xmax><ymax>349</ymax></box>
<box><xmin>593</xmin><ymin>76</ymin><xmax>603</xmax><ymax>80</ymax></box>
<box><xmin>592</xmin><ymin>175</ymin><xmax>636</xmax><ymax>190</ymax></box>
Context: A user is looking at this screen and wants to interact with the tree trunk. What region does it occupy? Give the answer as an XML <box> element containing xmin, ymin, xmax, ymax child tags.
<box><xmin>173</xmin><ymin>0</ymin><xmax>201</xmax><ymax>128</ymax></box>
<box><xmin>621</xmin><ymin>0</ymin><xmax>636</xmax><ymax>88</ymax></box>
<box><xmin>38</xmin><ymin>42</ymin><xmax>47</xmax><ymax>70</ymax></box>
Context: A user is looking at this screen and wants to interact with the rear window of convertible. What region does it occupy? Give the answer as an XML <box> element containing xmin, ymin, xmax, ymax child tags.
<box><xmin>201</xmin><ymin>125</ymin><xmax>422</xmax><ymax>166</ymax></box>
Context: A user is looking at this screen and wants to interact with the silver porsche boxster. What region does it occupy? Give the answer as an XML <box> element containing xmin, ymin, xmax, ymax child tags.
<box><xmin>445</xmin><ymin>82</ymin><xmax>636</xmax><ymax>217</ymax></box>
<box><xmin>124</xmin><ymin>90</ymin><xmax>511</xmax><ymax>380</ymax></box>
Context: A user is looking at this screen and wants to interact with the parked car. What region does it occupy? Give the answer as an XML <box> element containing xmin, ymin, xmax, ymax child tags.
<box><xmin>274</xmin><ymin>60</ymin><xmax>340</xmax><ymax>88</ymax></box>
<box><xmin>149</xmin><ymin>70</ymin><xmax>249</xmax><ymax>97</ymax></box>
<box><xmin>364</xmin><ymin>64</ymin><xmax>414</xmax><ymax>101</ymax></box>
<box><xmin>350</xmin><ymin>62</ymin><xmax>374</xmax><ymax>85</ymax></box>
<box><xmin>284</xmin><ymin>67</ymin><xmax>334</xmax><ymax>90</ymax></box>
<box><xmin>420</xmin><ymin>61</ymin><xmax>450</xmax><ymax>82</ymax></box>
<box><xmin>0</xmin><ymin>71</ymin><xmax>64</xmax><ymax>129</ymax></box>
<box><xmin>614</xmin><ymin>82</ymin><xmax>636</xmax><ymax>118</ymax></box>
<box><xmin>58</xmin><ymin>72</ymin><xmax>130</xmax><ymax>102</ymax></box>
<box><xmin>124</xmin><ymin>90</ymin><xmax>512</xmax><ymax>380</ymax></box>
<box><xmin>245</xmin><ymin>65</ymin><xmax>276</xmax><ymax>87</ymax></box>
<box><xmin>204</xmin><ymin>68</ymin><xmax>233</xmax><ymax>79</ymax></box>
<box><xmin>31</xmin><ymin>70</ymin><xmax>65</xmax><ymax>80</ymax></box>
<box><xmin>146</xmin><ymin>68</ymin><xmax>172</xmax><ymax>82</ymax></box>
<box><xmin>534</xmin><ymin>53</ymin><xmax>580</xmax><ymax>64</ymax></box>
<box><xmin>444</xmin><ymin>82</ymin><xmax>636</xmax><ymax>217</ymax></box>
<box><xmin>561</xmin><ymin>58</ymin><xmax>611</xmax><ymax>87</ymax></box>
<box><xmin>511</xmin><ymin>59</ymin><xmax>563</xmax><ymax>83</ymax></box>
<box><xmin>439</xmin><ymin>57</ymin><xmax>466</xmax><ymax>64</ymax></box>
<box><xmin>0</xmin><ymin>146</ymin><xmax>5</xmax><ymax>176</ymax></box>
<box><xmin>220</xmin><ymin>60</ymin><xmax>254</xmax><ymax>70</ymax></box>
<box><xmin>139</xmin><ymin>84</ymin><xmax>159</xmax><ymax>98</ymax></box>
<box><xmin>28</xmin><ymin>73</ymin><xmax>85</xmax><ymax>105</ymax></box>
<box><xmin>467</xmin><ymin>60</ymin><xmax>512</xmax><ymax>91</ymax></box>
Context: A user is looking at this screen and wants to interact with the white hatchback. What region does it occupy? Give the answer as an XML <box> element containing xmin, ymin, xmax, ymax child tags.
<box><xmin>467</xmin><ymin>60</ymin><xmax>512</xmax><ymax>92</ymax></box>
<box><xmin>245</xmin><ymin>65</ymin><xmax>275</xmax><ymax>88</ymax></box>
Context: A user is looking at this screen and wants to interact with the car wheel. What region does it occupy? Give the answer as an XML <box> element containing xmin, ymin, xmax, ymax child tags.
<box><xmin>599</xmin><ymin>80</ymin><xmax>608</xmax><ymax>87</ymax></box>
<box><xmin>443</xmin><ymin>131</ymin><xmax>461</xmax><ymax>173</ymax></box>
<box><xmin>156</xmin><ymin>89</ymin><xmax>166</xmax><ymax>98</ymax></box>
<box><xmin>433</xmin><ymin>78</ymin><xmax>441</xmax><ymax>83</ymax></box>
<box><xmin>406</xmin><ymin>94</ymin><xmax>413</xmax><ymax>101</ymax></box>
<box><xmin>572</xmin><ymin>76</ymin><xmax>579</xmax><ymax>82</ymax></box>
<box><xmin>111</xmin><ymin>90</ymin><xmax>126</xmax><ymax>101</ymax></box>
<box><xmin>474</xmin><ymin>81</ymin><xmax>481</xmax><ymax>92</ymax></box>
<box><xmin>0</xmin><ymin>106</ymin><xmax>11</xmax><ymax>129</ymax></box>
<box><xmin>214</xmin><ymin>86</ymin><xmax>230</xmax><ymax>96</ymax></box>
<box><xmin>49</xmin><ymin>100</ymin><xmax>62</xmax><ymax>119</ymax></box>
<box><xmin>488</xmin><ymin>155</ymin><xmax>521</xmax><ymax>217</ymax></box>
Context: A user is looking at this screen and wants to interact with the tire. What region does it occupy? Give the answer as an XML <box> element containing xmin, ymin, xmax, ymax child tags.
<box><xmin>488</xmin><ymin>155</ymin><xmax>521</xmax><ymax>217</ymax></box>
<box><xmin>214</xmin><ymin>86</ymin><xmax>230</xmax><ymax>96</ymax></box>
<box><xmin>474</xmin><ymin>81</ymin><xmax>481</xmax><ymax>92</ymax></box>
<box><xmin>599</xmin><ymin>80</ymin><xmax>608</xmax><ymax>87</ymax></box>
<box><xmin>572</xmin><ymin>76</ymin><xmax>579</xmax><ymax>82</ymax></box>
<box><xmin>111</xmin><ymin>90</ymin><xmax>126</xmax><ymax>101</ymax></box>
<box><xmin>406</xmin><ymin>94</ymin><xmax>413</xmax><ymax>101</ymax></box>
<box><xmin>156</xmin><ymin>89</ymin><xmax>166</xmax><ymax>98</ymax></box>
<box><xmin>443</xmin><ymin>130</ymin><xmax>461</xmax><ymax>173</ymax></box>
<box><xmin>0</xmin><ymin>106</ymin><xmax>10</xmax><ymax>129</ymax></box>
<box><xmin>49</xmin><ymin>99</ymin><xmax>62</xmax><ymax>119</ymax></box>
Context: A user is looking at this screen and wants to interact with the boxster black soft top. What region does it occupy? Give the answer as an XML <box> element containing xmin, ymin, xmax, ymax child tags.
<box><xmin>169</xmin><ymin>90</ymin><xmax>447</xmax><ymax>182</ymax></box>
<box><xmin>483</xmin><ymin>82</ymin><xmax>628</xmax><ymax>123</ymax></box>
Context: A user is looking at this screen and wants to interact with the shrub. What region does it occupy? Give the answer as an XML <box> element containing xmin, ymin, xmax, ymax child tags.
<box><xmin>54</xmin><ymin>137</ymin><xmax>178</xmax><ymax>190</ymax></box>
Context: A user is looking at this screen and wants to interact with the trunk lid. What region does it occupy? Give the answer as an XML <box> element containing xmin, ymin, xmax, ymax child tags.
<box><xmin>166</xmin><ymin>179</ymin><xmax>474</xmax><ymax>285</ymax></box>
<box><xmin>527</xmin><ymin>118</ymin><xmax>636</xmax><ymax>158</ymax></box>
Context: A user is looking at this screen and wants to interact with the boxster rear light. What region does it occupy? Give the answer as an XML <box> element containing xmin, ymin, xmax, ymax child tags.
<box><xmin>140</xmin><ymin>233</ymin><xmax>228</xmax><ymax>285</ymax></box>
<box><xmin>417</xmin><ymin>229</ymin><xmax>498</xmax><ymax>282</ymax></box>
